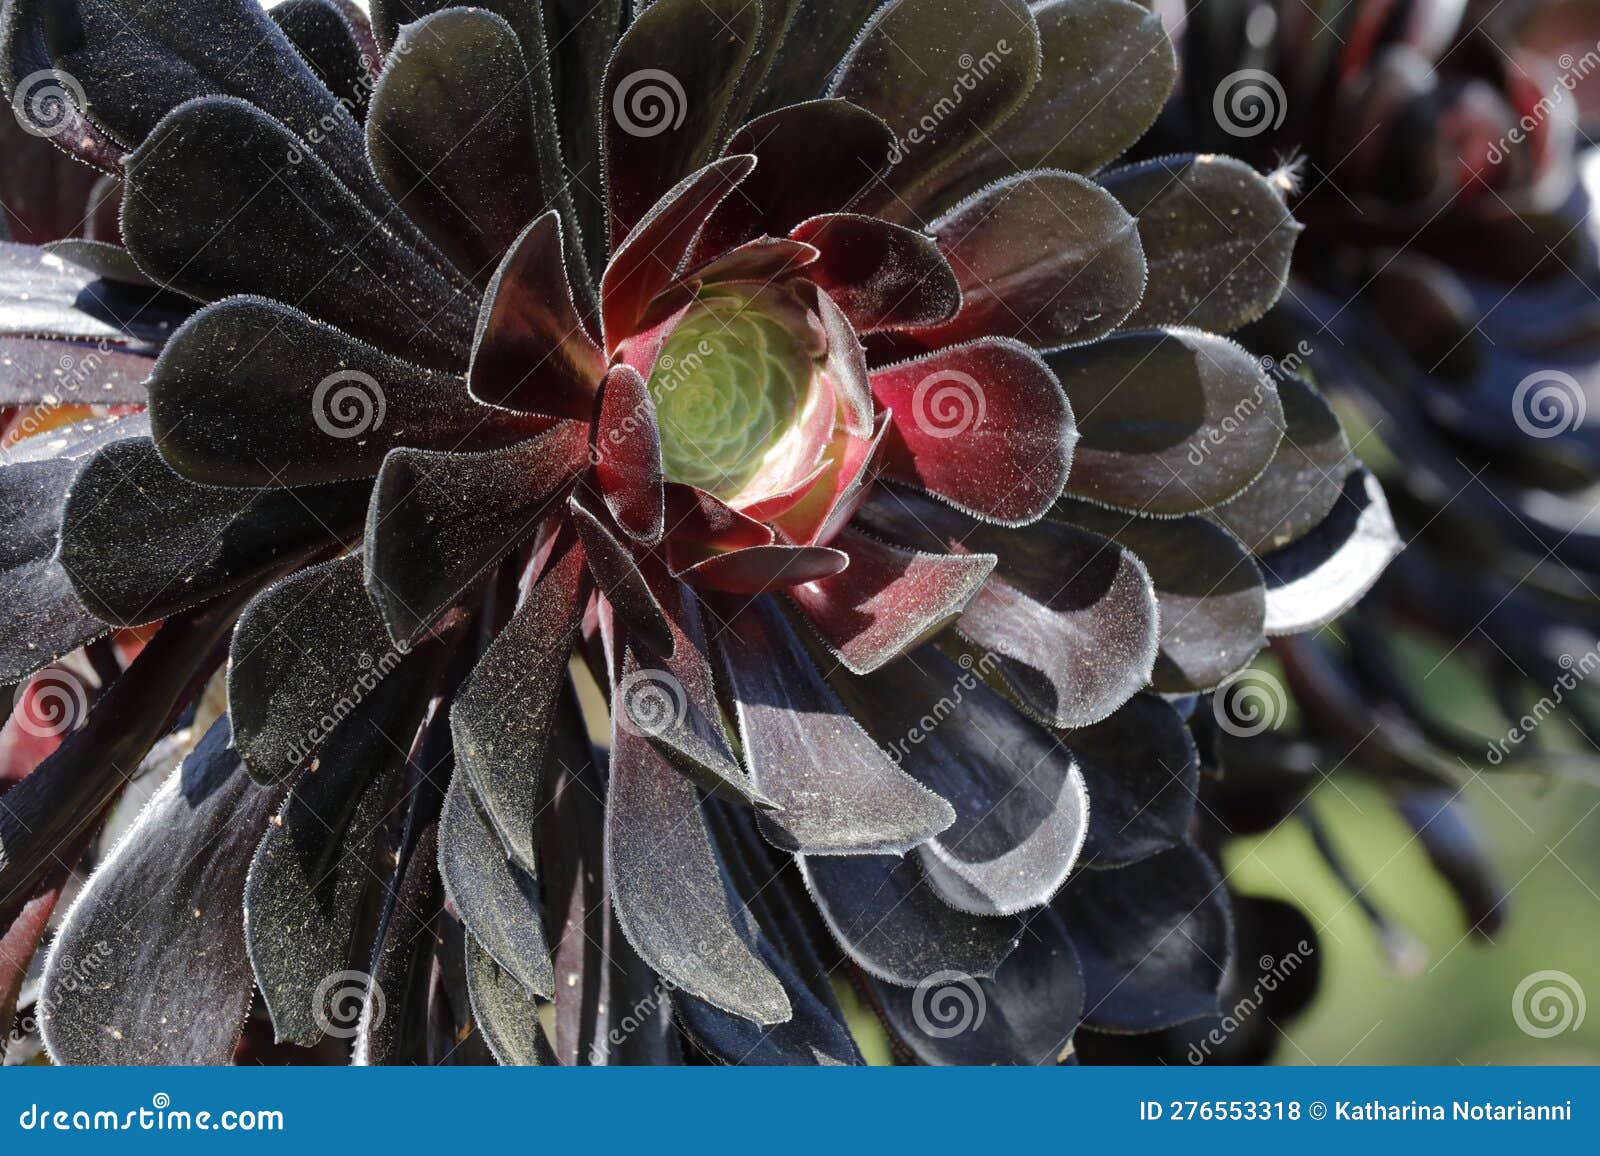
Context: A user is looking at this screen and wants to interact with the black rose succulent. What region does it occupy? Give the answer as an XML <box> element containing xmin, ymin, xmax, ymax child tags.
<box><xmin>0</xmin><ymin>0</ymin><xmax>1390</xmax><ymax>1065</ymax></box>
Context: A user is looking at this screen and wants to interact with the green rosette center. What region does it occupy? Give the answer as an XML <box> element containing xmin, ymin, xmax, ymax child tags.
<box><xmin>646</xmin><ymin>285</ymin><xmax>819</xmax><ymax>500</ymax></box>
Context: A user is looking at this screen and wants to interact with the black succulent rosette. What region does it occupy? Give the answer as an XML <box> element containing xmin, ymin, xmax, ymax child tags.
<box><xmin>1100</xmin><ymin>0</ymin><xmax>1600</xmax><ymax>1062</ymax></box>
<box><xmin>0</xmin><ymin>0</ymin><xmax>1389</xmax><ymax>1066</ymax></box>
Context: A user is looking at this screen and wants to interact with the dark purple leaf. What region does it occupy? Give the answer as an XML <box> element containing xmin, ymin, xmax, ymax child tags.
<box><xmin>715</xmin><ymin>596</ymin><xmax>955</xmax><ymax>856</ymax></box>
<box><xmin>855</xmin><ymin>486</ymin><xmax>1158</xmax><ymax>729</ymax></box>
<box><xmin>593</xmin><ymin>364</ymin><xmax>665</xmax><ymax>544</ymax></box>
<box><xmin>149</xmin><ymin>296</ymin><xmax>540</xmax><ymax>487</ymax></box>
<box><xmin>870</xmin><ymin>902</ymin><xmax>1083</xmax><ymax>1064</ymax></box>
<box><xmin>567</xmin><ymin>492</ymin><xmax>675</xmax><ymax>656</ymax></box>
<box><xmin>601</xmin><ymin>0</ymin><xmax>761</xmax><ymax>248</ymax></box>
<box><xmin>1258</xmin><ymin>470</ymin><xmax>1401</xmax><ymax>635</ymax></box>
<box><xmin>829</xmin><ymin>0</ymin><xmax>1042</xmax><ymax>215</ymax></box>
<box><xmin>833</xmin><ymin>646</ymin><xmax>1089</xmax><ymax>915</ymax></box>
<box><xmin>1060</xmin><ymin>499</ymin><xmax>1266</xmax><ymax>692</ymax></box>
<box><xmin>606</xmin><ymin>717</ymin><xmax>791</xmax><ymax>1025</ymax></box>
<box><xmin>929</xmin><ymin>0</ymin><xmax>1175</xmax><ymax>196</ymax></box>
<box><xmin>691</xmin><ymin>238</ymin><xmax>821</xmax><ymax>286</ymax></box>
<box><xmin>227</xmin><ymin>553</ymin><xmax>413</xmax><ymax>784</ymax></box>
<box><xmin>122</xmin><ymin>97</ymin><xmax>474</xmax><ymax>370</ymax></box>
<box><xmin>1066</xmin><ymin>694</ymin><xmax>1198</xmax><ymax>867</ymax></box>
<box><xmin>753</xmin><ymin>0</ymin><xmax>883</xmax><ymax>116</ymax></box>
<box><xmin>244</xmin><ymin>662</ymin><xmax>430</xmax><ymax>1046</ymax></box>
<box><xmin>42</xmin><ymin>239</ymin><xmax>157</xmax><ymax>287</ymax></box>
<box><xmin>696</xmin><ymin>100</ymin><xmax>895</xmax><ymax>259</ymax></box>
<box><xmin>465</xmin><ymin>933</ymin><xmax>555</xmax><ymax>1066</ymax></box>
<box><xmin>789</xmin><ymin>214</ymin><xmax>960</xmax><ymax>333</ymax></box>
<box><xmin>620</xmin><ymin>578</ymin><xmax>771</xmax><ymax>809</ymax></box>
<box><xmin>800</xmin><ymin>851</ymin><xmax>1020</xmax><ymax>985</ymax></box>
<box><xmin>366</xmin><ymin>9</ymin><xmax>551</xmax><ymax>284</ymax></box>
<box><xmin>271</xmin><ymin>0</ymin><xmax>372</xmax><ymax>122</ymax></box>
<box><xmin>1050</xmin><ymin>328</ymin><xmax>1283</xmax><ymax>515</ymax></box>
<box><xmin>451</xmin><ymin>538</ymin><xmax>588</xmax><ymax>873</ymax></box>
<box><xmin>440</xmin><ymin>770</ymin><xmax>554</xmax><ymax>998</ymax></box>
<box><xmin>468</xmin><ymin>212</ymin><xmax>605</xmax><ymax>419</ymax></box>
<box><xmin>602</xmin><ymin>156</ymin><xmax>755</xmax><ymax>351</ymax></box>
<box><xmin>355</xmin><ymin>823</ymin><xmax>440</xmax><ymax>1065</ymax></box>
<box><xmin>58</xmin><ymin>424</ymin><xmax>368</xmax><ymax>627</ymax></box>
<box><xmin>678</xmin><ymin>801</ymin><xmax>865</xmax><ymax>1065</ymax></box>
<box><xmin>0</xmin><ymin>416</ymin><xmax>134</xmax><ymax>682</ymax></box>
<box><xmin>1210</xmin><ymin>375</ymin><xmax>1357</xmax><ymax>554</ymax></box>
<box><xmin>909</xmin><ymin>171</ymin><xmax>1144</xmax><ymax>352</ymax></box>
<box><xmin>870</xmin><ymin>339</ymin><xmax>1076</xmax><ymax>525</ymax></box>
<box><xmin>21</xmin><ymin>0</ymin><xmax>405</xmax><ymax>224</ymax></box>
<box><xmin>364</xmin><ymin>422</ymin><xmax>588</xmax><ymax>647</ymax></box>
<box><xmin>1060</xmin><ymin>844</ymin><xmax>1232</xmax><ymax>1033</ymax></box>
<box><xmin>678</xmin><ymin>544</ymin><xmax>849</xmax><ymax>594</ymax></box>
<box><xmin>786</xmin><ymin>525</ymin><xmax>995</xmax><ymax>675</ymax></box>
<box><xmin>1102</xmin><ymin>154</ymin><xmax>1298</xmax><ymax>334</ymax></box>
<box><xmin>39</xmin><ymin>716</ymin><xmax>286</xmax><ymax>1064</ymax></box>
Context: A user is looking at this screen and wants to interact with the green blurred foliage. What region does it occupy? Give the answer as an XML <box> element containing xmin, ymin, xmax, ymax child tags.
<box><xmin>1229</xmin><ymin>623</ymin><xmax>1600</xmax><ymax>1064</ymax></box>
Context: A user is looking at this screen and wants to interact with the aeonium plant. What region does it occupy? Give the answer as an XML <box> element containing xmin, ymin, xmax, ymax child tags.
<box><xmin>1080</xmin><ymin>0</ymin><xmax>1600</xmax><ymax>1064</ymax></box>
<box><xmin>0</xmin><ymin>0</ymin><xmax>1393</xmax><ymax>1066</ymax></box>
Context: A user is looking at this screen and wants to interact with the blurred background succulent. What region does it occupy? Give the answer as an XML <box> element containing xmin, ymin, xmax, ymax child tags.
<box><xmin>0</xmin><ymin>0</ymin><xmax>1403</xmax><ymax>1067</ymax></box>
<box><xmin>1062</xmin><ymin>0</ymin><xmax>1600</xmax><ymax>1063</ymax></box>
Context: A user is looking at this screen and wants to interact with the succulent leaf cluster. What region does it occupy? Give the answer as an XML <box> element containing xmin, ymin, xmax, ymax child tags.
<box><xmin>0</xmin><ymin>0</ymin><xmax>1396</xmax><ymax>1065</ymax></box>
